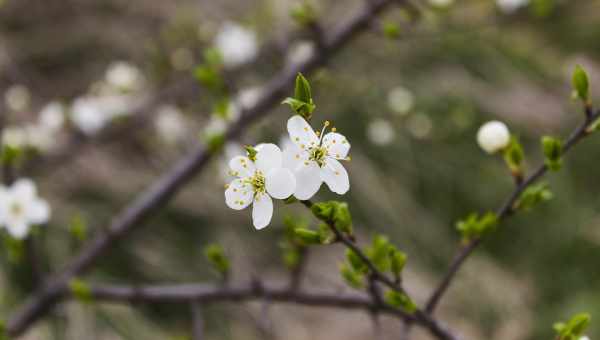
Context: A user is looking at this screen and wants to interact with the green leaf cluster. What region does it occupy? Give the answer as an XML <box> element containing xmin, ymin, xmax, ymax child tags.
<box><xmin>553</xmin><ymin>313</ymin><xmax>591</xmax><ymax>340</ymax></box>
<box><xmin>456</xmin><ymin>212</ymin><xmax>498</xmax><ymax>241</ymax></box>
<box><xmin>515</xmin><ymin>182</ymin><xmax>553</xmax><ymax>211</ymax></box>
<box><xmin>204</xmin><ymin>244</ymin><xmax>230</xmax><ymax>277</ymax></box>
<box><xmin>541</xmin><ymin>136</ymin><xmax>563</xmax><ymax>171</ymax></box>
<box><xmin>310</xmin><ymin>201</ymin><xmax>353</xmax><ymax>235</ymax></box>
<box><xmin>282</xmin><ymin>73</ymin><xmax>316</xmax><ymax>120</ymax></box>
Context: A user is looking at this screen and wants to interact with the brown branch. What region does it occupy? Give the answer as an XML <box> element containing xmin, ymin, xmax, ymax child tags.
<box><xmin>424</xmin><ymin>108</ymin><xmax>600</xmax><ymax>315</ymax></box>
<box><xmin>5</xmin><ymin>0</ymin><xmax>403</xmax><ymax>336</ymax></box>
<box><xmin>63</xmin><ymin>280</ymin><xmax>451</xmax><ymax>340</ymax></box>
<box><xmin>190</xmin><ymin>301</ymin><xmax>205</xmax><ymax>340</ymax></box>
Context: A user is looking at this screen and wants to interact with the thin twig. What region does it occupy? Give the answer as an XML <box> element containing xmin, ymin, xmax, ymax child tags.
<box><xmin>190</xmin><ymin>301</ymin><xmax>204</xmax><ymax>340</ymax></box>
<box><xmin>424</xmin><ymin>109</ymin><xmax>600</xmax><ymax>315</ymax></box>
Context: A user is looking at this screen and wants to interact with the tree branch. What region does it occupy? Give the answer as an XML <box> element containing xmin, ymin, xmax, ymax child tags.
<box><xmin>424</xmin><ymin>108</ymin><xmax>600</xmax><ymax>315</ymax></box>
<box><xmin>5</xmin><ymin>0</ymin><xmax>403</xmax><ymax>336</ymax></box>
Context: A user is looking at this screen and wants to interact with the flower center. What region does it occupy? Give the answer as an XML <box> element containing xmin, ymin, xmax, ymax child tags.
<box><xmin>309</xmin><ymin>146</ymin><xmax>328</xmax><ymax>167</ymax></box>
<box><xmin>10</xmin><ymin>202</ymin><xmax>23</xmax><ymax>217</ymax></box>
<box><xmin>247</xmin><ymin>171</ymin><xmax>266</xmax><ymax>196</ymax></box>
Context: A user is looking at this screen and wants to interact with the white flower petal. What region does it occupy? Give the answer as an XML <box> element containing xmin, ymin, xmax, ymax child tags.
<box><xmin>28</xmin><ymin>199</ymin><xmax>50</xmax><ymax>225</ymax></box>
<box><xmin>320</xmin><ymin>158</ymin><xmax>350</xmax><ymax>195</ymax></box>
<box><xmin>255</xmin><ymin>143</ymin><xmax>282</xmax><ymax>173</ymax></box>
<box><xmin>282</xmin><ymin>141</ymin><xmax>308</xmax><ymax>171</ymax></box>
<box><xmin>228</xmin><ymin>156</ymin><xmax>256</xmax><ymax>178</ymax></box>
<box><xmin>322</xmin><ymin>132</ymin><xmax>350</xmax><ymax>159</ymax></box>
<box><xmin>266</xmin><ymin>168</ymin><xmax>296</xmax><ymax>199</ymax></box>
<box><xmin>287</xmin><ymin>115</ymin><xmax>319</xmax><ymax>150</ymax></box>
<box><xmin>11</xmin><ymin>178</ymin><xmax>36</xmax><ymax>201</ymax></box>
<box><xmin>225</xmin><ymin>179</ymin><xmax>254</xmax><ymax>210</ymax></box>
<box><xmin>252</xmin><ymin>193</ymin><xmax>273</xmax><ymax>230</ymax></box>
<box><xmin>6</xmin><ymin>218</ymin><xmax>29</xmax><ymax>239</ymax></box>
<box><xmin>293</xmin><ymin>161</ymin><xmax>322</xmax><ymax>200</ymax></box>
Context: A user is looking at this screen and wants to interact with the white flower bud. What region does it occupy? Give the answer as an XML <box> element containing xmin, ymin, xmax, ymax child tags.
<box><xmin>496</xmin><ymin>0</ymin><xmax>529</xmax><ymax>13</ymax></box>
<box><xmin>477</xmin><ymin>120</ymin><xmax>510</xmax><ymax>154</ymax></box>
<box><xmin>215</xmin><ymin>23</ymin><xmax>258</xmax><ymax>68</ymax></box>
<box><xmin>579</xmin><ymin>336</ymin><xmax>590</xmax><ymax>340</ymax></box>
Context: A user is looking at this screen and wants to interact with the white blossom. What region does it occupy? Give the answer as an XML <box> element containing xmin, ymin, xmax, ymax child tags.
<box><xmin>225</xmin><ymin>144</ymin><xmax>296</xmax><ymax>229</ymax></box>
<box><xmin>235</xmin><ymin>86</ymin><xmax>263</xmax><ymax>110</ymax></box>
<box><xmin>155</xmin><ymin>105</ymin><xmax>187</xmax><ymax>144</ymax></box>
<box><xmin>24</xmin><ymin>124</ymin><xmax>57</xmax><ymax>152</ymax></box>
<box><xmin>220</xmin><ymin>142</ymin><xmax>245</xmax><ymax>183</ymax></box>
<box><xmin>477</xmin><ymin>120</ymin><xmax>510</xmax><ymax>154</ymax></box>
<box><xmin>367</xmin><ymin>119</ymin><xmax>395</xmax><ymax>146</ymax></box>
<box><xmin>5</xmin><ymin>85</ymin><xmax>31</xmax><ymax>112</ymax></box>
<box><xmin>70</xmin><ymin>97</ymin><xmax>112</xmax><ymax>135</ymax></box>
<box><xmin>579</xmin><ymin>336</ymin><xmax>590</xmax><ymax>340</ymax></box>
<box><xmin>203</xmin><ymin>116</ymin><xmax>228</xmax><ymax>139</ymax></box>
<box><xmin>284</xmin><ymin>115</ymin><xmax>351</xmax><ymax>200</ymax></box>
<box><xmin>105</xmin><ymin>61</ymin><xmax>144</xmax><ymax>92</ymax></box>
<box><xmin>496</xmin><ymin>0</ymin><xmax>529</xmax><ymax>13</ymax></box>
<box><xmin>407</xmin><ymin>113</ymin><xmax>433</xmax><ymax>139</ymax></box>
<box><xmin>215</xmin><ymin>22</ymin><xmax>258</xmax><ymax>68</ymax></box>
<box><xmin>429</xmin><ymin>0</ymin><xmax>453</xmax><ymax>7</ymax></box>
<box><xmin>39</xmin><ymin>101</ymin><xmax>65</xmax><ymax>132</ymax></box>
<box><xmin>387</xmin><ymin>86</ymin><xmax>414</xmax><ymax>115</ymax></box>
<box><xmin>2</xmin><ymin>126</ymin><xmax>28</xmax><ymax>148</ymax></box>
<box><xmin>0</xmin><ymin>179</ymin><xmax>50</xmax><ymax>239</ymax></box>
<box><xmin>286</xmin><ymin>41</ymin><xmax>315</xmax><ymax>67</ymax></box>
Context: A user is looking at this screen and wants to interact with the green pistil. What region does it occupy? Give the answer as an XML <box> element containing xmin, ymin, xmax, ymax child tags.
<box><xmin>309</xmin><ymin>146</ymin><xmax>328</xmax><ymax>167</ymax></box>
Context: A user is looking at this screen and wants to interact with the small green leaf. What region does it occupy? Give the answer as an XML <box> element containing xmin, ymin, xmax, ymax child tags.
<box><xmin>69</xmin><ymin>278</ymin><xmax>93</xmax><ymax>304</ymax></box>
<box><xmin>390</xmin><ymin>249</ymin><xmax>407</xmax><ymax>279</ymax></box>
<box><xmin>515</xmin><ymin>183</ymin><xmax>553</xmax><ymax>211</ymax></box>
<box><xmin>194</xmin><ymin>65</ymin><xmax>224</xmax><ymax>93</ymax></box>
<box><xmin>244</xmin><ymin>145</ymin><xmax>258</xmax><ymax>161</ymax></box>
<box><xmin>554</xmin><ymin>312</ymin><xmax>591</xmax><ymax>339</ymax></box>
<box><xmin>293</xmin><ymin>228</ymin><xmax>322</xmax><ymax>245</ymax></box>
<box><xmin>456</xmin><ymin>212</ymin><xmax>498</xmax><ymax>241</ymax></box>
<box><xmin>384</xmin><ymin>290</ymin><xmax>416</xmax><ymax>313</ymax></box>
<box><xmin>331</xmin><ymin>202</ymin><xmax>352</xmax><ymax>235</ymax></box>
<box><xmin>290</xmin><ymin>2</ymin><xmax>317</xmax><ymax>26</ymax></box>
<box><xmin>572</xmin><ymin>65</ymin><xmax>590</xmax><ymax>103</ymax></box>
<box><xmin>203</xmin><ymin>48</ymin><xmax>223</xmax><ymax>67</ymax></box>
<box><xmin>366</xmin><ymin>235</ymin><xmax>392</xmax><ymax>272</ymax></box>
<box><xmin>206</xmin><ymin>133</ymin><xmax>225</xmax><ymax>153</ymax></box>
<box><xmin>340</xmin><ymin>264</ymin><xmax>364</xmax><ymax>289</ymax></box>
<box><xmin>295</xmin><ymin>73</ymin><xmax>312</xmax><ymax>104</ymax></box>
<box><xmin>346</xmin><ymin>248</ymin><xmax>367</xmax><ymax>273</ymax></box>
<box><xmin>503</xmin><ymin>136</ymin><xmax>524</xmax><ymax>176</ymax></box>
<box><xmin>541</xmin><ymin>136</ymin><xmax>563</xmax><ymax>171</ymax></box>
<box><xmin>282</xmin><ymin>73</ymin><xmax>316</xmax><ymax>119</ymax></box>
<box><xmin>383</xmin><ymin>21</ymin><xmax>401</xmax><ymax>39</ymax></box>
<box><xmin>69</xmin><ymin>214</ymin><xmax>88</xmax><ymax>242</ymax></box>
<box><xmin>204</xmin><ymin>244</ymin><xmax>230</xmax><ymax>276</ymax></box>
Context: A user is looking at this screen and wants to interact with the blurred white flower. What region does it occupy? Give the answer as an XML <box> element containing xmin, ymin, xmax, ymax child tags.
<box><xmin>70</xmin><ymin>97</ymin><xmax>111</xmax><ymax>135</ymax></box>
<box><xmin>70</xmin><ymin>95</ymin><xmax>138</xmax><ymax>135</ymax></box>
<box><xmin>235</xmin><ymin>86</ymin><xmax>263</xmax><ymax>110</ymax></box>
<box><xmin>39</xmin><ymin>101</ymin><xmax>65</xmax><ymax>132</ymax></box>
<box><xmin>0</xmin><ymin>178</ymin><xmax>50</xmax><ymax>239</ymax></box>
<box><xmin>105</xmin><ymin>61</ymin><xmax>144</xmax><ymax>92</ymax></box>
<box><xmin>286</xmin><ymin>41</ymin><xmax>315</xmax><ymax>67</ymax></box>
<box><xmin>215</xmin><ymin>22</ymin><xmax>258</xmax><ymax>68</ymax></box>
<box><xmin>225</xmin><ymin>144</ymin><xmax>296</xmax><ymax>229</ymax></box>
<box><xmin>579</xmin><ymin>336</ymin><xmax>590</xmax><ymax>340</ymax></box>
<box><xmin>284</xmin><ymin>115</ymin><xmax>351</xmax><ymax>199</ymax></box>
<box><xmin>24</xmin><ymin>124</ymin><xmax>57</xmax><ymax>152</ymax></box>
<box><xmin>387</xmin><ymin>86</ymin><xmax>414</xmax><ymax>115</ymax></box>
<box><xmin>2</xmin><ymin>126</ymin><xmax>28</xmax><ymax>148</ymax></box>
<box><xmin>407</xmin><ymin>113</ymin><xmax>433</xmax><ymax>139</ymax></box>
<box><xmin>367</xmin><ymin>118</ymin><xmax>395</xmax><ymax>146</ymax></box>
<box><xmin>155</xmin><ymin>106</ymin><xmax>187</xmax><ymax>144</ymax></box>
<box><xmin>496</xmin><ymin>0</ymin><xmax>529</xmax><ymax>13</ymax></box>
<box><xmin>203</xmin><ymin>116</ymin><xmax>227</xmax><ymax>138</ymax></box>
<box><xmin>477</xmin><ymin>120</ymin><xmax>510</xmax><ymax>154</ymax></box>
<box><xmin>429</xmin><ymin>0</ymin><xmax>453</xmax><ymax>7</ymax></box>
<box><xmin>5</xmin><ymin>85</ymin><xmax>31</xmax><ymax>112</ymax></box>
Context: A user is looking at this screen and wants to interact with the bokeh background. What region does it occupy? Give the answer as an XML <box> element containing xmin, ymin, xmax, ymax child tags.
<box><xmin>1</xmin><ymin>0</ymin><xmax>600</xmax><ymax>339</ymax></box>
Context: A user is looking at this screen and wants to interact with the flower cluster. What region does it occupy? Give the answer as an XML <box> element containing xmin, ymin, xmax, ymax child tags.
<box><xmin>225</xmin><ymin>114</ymin><xmax>351</xmax><ymax>229</ymax></box>
<box><xmin>0</xmin><ymin>179</ymin><xmax>50</xmax><ymax>239</ymax></box>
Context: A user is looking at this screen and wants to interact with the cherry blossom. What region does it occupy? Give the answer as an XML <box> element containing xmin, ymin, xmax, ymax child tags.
<box><xmin>0</xmin><ymin>179</ymin><xmax>50</xmax><ymax>239</ymax></box>
<box><xmin>225</xmin><ymin>144</ymin><xmax>296</xmax><ymax>229</ymax></box>
<box><xmin>284</xmin><ymin>115</ymin><xmax>350</xmax><ymax>200</ymax></box>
